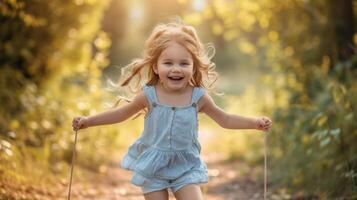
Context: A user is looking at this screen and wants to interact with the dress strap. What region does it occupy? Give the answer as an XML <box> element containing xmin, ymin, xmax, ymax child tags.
<box><xmin>191</xmin><ymin>87</ymin><xmax>206</xmax><ymax>107</ymax></box>
<box><xmin>143</xmin><ymin>85</ymin><xmax>158</xmax><ymax>107</ymax></box>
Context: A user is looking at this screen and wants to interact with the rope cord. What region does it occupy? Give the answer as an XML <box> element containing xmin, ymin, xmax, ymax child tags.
<box><xmin>67</xmin><ymin>130</ymin><xmax>78</xmax><ymax>200</ymax></box>
<box><xmin>264</xmin><ymin>131</ymin><xmax>268</xmax><ymax>200</ymax></box>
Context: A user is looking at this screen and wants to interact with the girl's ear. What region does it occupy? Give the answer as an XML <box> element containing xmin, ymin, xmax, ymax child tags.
<box><xmin>153</xmin><ymin>65</ymin><xmax>158</xmax><ymax>74</ymax></box>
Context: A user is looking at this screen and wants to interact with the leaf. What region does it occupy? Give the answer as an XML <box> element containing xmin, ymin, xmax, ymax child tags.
<box><xmin>330</xmin><ymin>128</ymin><xmax>341</xmax><ymax>139</ymax></box>
<box><xmin>312</xmin><ymin>112</ymin><xmax>328</xmax><ymax>127</ymax></box>
<box><xmin>320</xmin><ymin>137</ymin><xmax>331</xmax><ymax>147</ymax></box>
<box><xmin>311</xmin><ymin>112</ymin><xmax>323</xmax><ymax>124</ymax></box>
<box><xmin>331</xmin><ymin>83</ymin><xmax>346</xmax><ymax>104</ymax></box>
<box><xmin>312</xmin><ymin>129</ymin><xmax>328</xmax><ymax>140</ymax></box>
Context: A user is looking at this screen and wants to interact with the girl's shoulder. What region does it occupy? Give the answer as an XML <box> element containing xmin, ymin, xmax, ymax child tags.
<box><xmin>195</xmin><ymin>87</ymin><xmax>217</xmax><ymax>112</ymax></box>
<box><xmin>194</xmin><ymin>85</ymin><xmax>206</xmax><ymax>93</ymax></box>
<box><xmin>141</xmin><ymin>84</ymin><xmax>157</xmax><ymax>104</ymax></box>
<box><xmin>192</xmin><ymin>86</ymin><xmax>207</xmax><ymax>107</ymax></box>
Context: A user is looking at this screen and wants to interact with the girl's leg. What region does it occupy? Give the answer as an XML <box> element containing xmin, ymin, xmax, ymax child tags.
<box><xmin>144</xmin><ymin>189</ymin><xmax>169</xmax><ymax>200</ymax></box>
<box><xmin>173</xmin><ymin>184</ymin><xmax>203</xmax><ymax>200</ymax></box>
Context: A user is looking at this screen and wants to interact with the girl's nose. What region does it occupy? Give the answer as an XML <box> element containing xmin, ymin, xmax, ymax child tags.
<box><xmin>172</xmin><ymin>64</ymin><xmax>181</xmax><ymax>72</ymax></box>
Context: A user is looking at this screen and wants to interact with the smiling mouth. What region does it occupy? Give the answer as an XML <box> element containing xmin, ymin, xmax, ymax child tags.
<box><xmin>168</xmin><ymin>76</ymin><xmax>184</xmax><ymax>81</ymax></box>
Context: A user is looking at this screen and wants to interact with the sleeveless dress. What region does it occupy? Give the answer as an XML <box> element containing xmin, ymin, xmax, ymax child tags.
<box><xmin>120</xmin><ymin>84</ymin><xmax>209</xmax><ymax>194</ymax></box>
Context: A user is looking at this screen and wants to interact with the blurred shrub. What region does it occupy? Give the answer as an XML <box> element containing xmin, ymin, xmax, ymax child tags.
<box><xmin>0</xmin><ymin>0</ymin><xmax>138</xmax><ymax>181</ymax></box>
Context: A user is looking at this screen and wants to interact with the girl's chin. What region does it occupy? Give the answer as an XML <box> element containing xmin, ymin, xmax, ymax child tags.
<box><xmin>163</xmin><ymin>80</ymin><xmax>188</xmax><ymax>90</ymax></box>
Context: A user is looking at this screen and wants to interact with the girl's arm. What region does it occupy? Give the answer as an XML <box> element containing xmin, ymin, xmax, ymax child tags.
<box><xmin>199</xmin><ymin>92</ymin><xmax>270</xmax><ymax>130</ymax></box>
<box><xmin>84</xmin><ymin>91</ymin><xmax>148</xmax><ymax>127</ymax></box>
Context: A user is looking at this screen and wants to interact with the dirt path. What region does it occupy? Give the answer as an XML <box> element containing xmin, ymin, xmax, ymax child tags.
<box><xmin>1</xmin><ymin>152</ymin><xmax>268</xmax><ymax>200</ymax></box>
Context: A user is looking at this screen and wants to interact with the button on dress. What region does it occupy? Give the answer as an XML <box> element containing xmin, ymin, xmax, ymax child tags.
<box><xmin>120</xmin><ymin>84</ymin><xmax>209</xmax><ymax>190</ymax></box>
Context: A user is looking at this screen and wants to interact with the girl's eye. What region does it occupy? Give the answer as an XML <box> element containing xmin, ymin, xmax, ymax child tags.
<box><xmin>181</xmin><ymin>63</ymin><xmax>189</xmax><ymax>66</ymax></box>
<box><xmin>164</xmin><ymin>62</ymin><xmax>172</xmax><ymax>65</ymax></box>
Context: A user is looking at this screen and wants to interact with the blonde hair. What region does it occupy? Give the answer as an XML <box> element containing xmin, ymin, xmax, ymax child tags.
<box><xmin>108</xmin><ymin>20</ymin><xmax>220</xmax><ymax>113</ymax></box>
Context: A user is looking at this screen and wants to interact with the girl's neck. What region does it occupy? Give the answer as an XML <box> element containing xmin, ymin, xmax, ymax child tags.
<box><xmin>155</xmin><ymin>82</ymin><xmax>194</xmax><ymax>107</ymax></box>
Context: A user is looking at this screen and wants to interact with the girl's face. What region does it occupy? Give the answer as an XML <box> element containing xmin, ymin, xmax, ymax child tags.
<box><xmin>154</xmin><ymin>41</ymin><xmax>194</xmax><ymax>91</ymax></box>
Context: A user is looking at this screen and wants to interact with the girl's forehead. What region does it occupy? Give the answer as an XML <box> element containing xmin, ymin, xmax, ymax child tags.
<box><xmin>159</xmin><ymin>41</ymin><xmax>193</xmax><ymax>60</ymax></box>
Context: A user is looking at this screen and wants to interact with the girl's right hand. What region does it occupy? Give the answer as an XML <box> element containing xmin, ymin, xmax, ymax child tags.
<box><xmin>72</xmin><ymin>116</ymin><xmax>89</xmax><ymax>131</ymax></box>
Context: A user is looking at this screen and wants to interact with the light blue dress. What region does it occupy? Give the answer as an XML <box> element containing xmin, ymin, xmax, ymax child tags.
<box><xmin>120</xmin><ymin>84</ymin><xmax>209</xmax><ymax>194</ymax></box>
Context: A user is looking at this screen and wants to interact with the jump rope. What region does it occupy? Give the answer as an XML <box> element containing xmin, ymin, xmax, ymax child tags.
<box><xmin>67</xmin><ymin>130</ymin><xmax>269</xmax><ymax>200</ymax></box>
<box><xmin>67</xmin><ymin>130</ymin><xmax>78</xmax><ymax>200</ymax></box>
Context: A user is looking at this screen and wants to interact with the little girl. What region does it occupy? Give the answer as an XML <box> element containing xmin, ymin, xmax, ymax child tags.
<box><xmin>72</xmin><ymin>21</ymin><xmax>272</xmax><ymax>200</ymax></box>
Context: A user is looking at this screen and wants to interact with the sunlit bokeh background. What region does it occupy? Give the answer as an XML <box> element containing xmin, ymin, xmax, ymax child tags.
<box><xmin>1</xmin><ymin>0</ymin><xmax>356</xmax><ymax>198</ymax></box>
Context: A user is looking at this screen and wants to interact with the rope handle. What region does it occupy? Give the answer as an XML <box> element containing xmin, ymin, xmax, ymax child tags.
<box><xmin>264</xmin><ymin>130</ymin><xmax>268</xmax><ymax>200</ymax></box>
<box><xmin>67</xmin><ymin>130</ymin><xmax>78</xmax><ymax>200</ymax></box>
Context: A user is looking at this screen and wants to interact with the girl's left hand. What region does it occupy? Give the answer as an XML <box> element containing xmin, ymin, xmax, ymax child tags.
<box><xmin>254</xmin><ymin>116</ymin><xmax>272</xmax><ymax>132</ymax></box>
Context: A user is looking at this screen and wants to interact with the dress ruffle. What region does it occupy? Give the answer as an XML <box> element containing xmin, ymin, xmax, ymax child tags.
<box><xmin>131</xmin><ymin>164</ymin><xmax>209</xmax><ymax>189</ymax></box>
<box><xmin>121</xmin><ymin>140</ymin><xmax>203</xmax><ymax>179</ymax></box>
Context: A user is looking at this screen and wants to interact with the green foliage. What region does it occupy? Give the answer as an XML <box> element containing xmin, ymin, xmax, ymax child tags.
<box><xmin>269</xmin><ymin>57</ymin><xmax>357</xmax><ymax>196</ymax></box>
<box><xmin>182</xmin><ymin>0</ymin><xmax>357</xmax><ymax>197</ymax></box>
<box><xmin>0</xmin><ymin>0</ymin><xmax>128</xmax><ymax>182</ymax></box>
